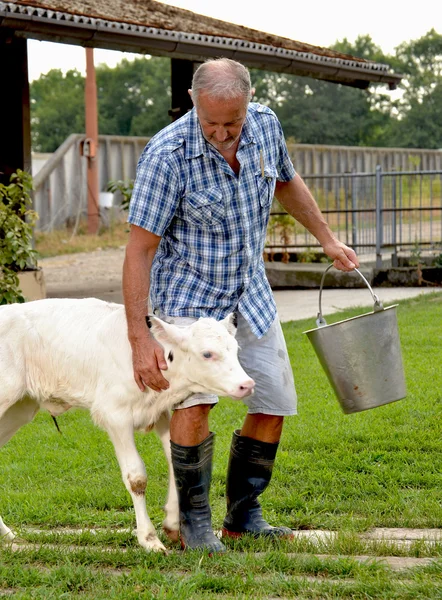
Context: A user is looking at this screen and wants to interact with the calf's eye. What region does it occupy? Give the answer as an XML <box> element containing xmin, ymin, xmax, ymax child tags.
<box><xmin>203</xmin><ymin>351</ymin><xmax>213</xmax><ymax>359</ymax></box>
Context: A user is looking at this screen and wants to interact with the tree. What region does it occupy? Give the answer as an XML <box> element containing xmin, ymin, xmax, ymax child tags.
<box><xmin>30</xmin><ymin>56</ymin><xmax>172</xmax><ymax>152</ymax></box>
<box><xmin>386</xmin><ymin>82</ymin><xmax>442</xmax><ymax>148</ymax></box>
<box><xmin>251</xmin><ymin>61</ymin><xmax>390</xmax><ymax>147</ymax></box>
<box><xmin>386</xmin><ymin>30</ymin><xmax>442</xmax><ymax>148</ymax></box>
<box><xmin>333</xmin><ymin>34</ymin><xmax>397</xmax><ymax>66</ymax></box>
<box><xmin>31</xmin><ymin>69</ymin><xmax>85</xmax><ymax>152</ymax></box>
<box><xmin>394</xmin><ymin>29</ymin><xmax>442</xmax><ymax>106</ymax></box>
<box><xmin>96</xmin><ymin>56</ymin><xmax>171</xmax><ymax>137</ymax></box>
<box><xmin>252</xmin><ymin>32</ymin><xmax>442</xmax><ymax>149</ymax></box>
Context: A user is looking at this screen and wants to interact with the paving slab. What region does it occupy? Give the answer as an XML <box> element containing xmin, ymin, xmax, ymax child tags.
<box><xmin>7</xmin><ymin>526</ymin><xmax>441</xmax><ymax>572</ymax></box>
<box><xmin>13</xmin><ymin>525</ymin><xmax>442</xmax><ymax>548</ymax></box>
<box><xmin>365</xmin><ymin>528</ymin><xmax>442</xmax><ymax>541</ymax></box>
<box><xmin>7</xmin><ymin>540</ymin><xmax>437</xmax><ymax>572</ymax></box>
<box><xmin>313</xmin><ymin>554</ymin><xmax>436</xmax><ymax>571</ymax></box>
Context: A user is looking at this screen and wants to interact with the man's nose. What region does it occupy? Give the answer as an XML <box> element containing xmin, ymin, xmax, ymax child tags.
<box><xmin>214</xmin><ymin>127</ymin><xmax>228</xmax><ymax>141</ymax></box>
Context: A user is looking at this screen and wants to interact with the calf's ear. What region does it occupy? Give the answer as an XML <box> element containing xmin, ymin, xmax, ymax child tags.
<box><xmin>147</xmin><ymin>316</ymin><xmax>187</xmax><ymax>347</ymax></box>
<box><xmin>220</xmin><ymin>312</ymin><xmax>238</xmax><ymax>337</ymax></box>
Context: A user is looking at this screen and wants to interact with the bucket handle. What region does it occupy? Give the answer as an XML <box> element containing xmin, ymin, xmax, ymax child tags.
<box><xmin>317</xmin><ymin>264</ymin><xmax>383</xmax><ymax>327</ymax></box>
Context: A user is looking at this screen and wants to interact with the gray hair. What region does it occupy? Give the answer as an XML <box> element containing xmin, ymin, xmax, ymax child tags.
<box><xmin>191</xmin><ymin>58</ymin><xmax>252</xmax><ymax>106</ymax></box>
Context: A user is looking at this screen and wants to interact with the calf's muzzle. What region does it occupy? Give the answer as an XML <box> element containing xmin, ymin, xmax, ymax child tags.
<box><xmin>230</xmin><ymin>378</ymin><xmax>255</xmax><ymax>399</ymax></box>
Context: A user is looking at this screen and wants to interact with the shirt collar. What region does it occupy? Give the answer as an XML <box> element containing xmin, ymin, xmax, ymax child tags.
<box><xmin>238</xmin><ymin>116</ymin><xmax>256</xmax><ymax>149</ymax></box>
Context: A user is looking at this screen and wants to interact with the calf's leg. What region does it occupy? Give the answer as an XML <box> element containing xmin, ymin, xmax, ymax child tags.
<box><xmin>0</xmin><ymin>396</ymin><xmax>40</xmax><ymax>541</ymax></box>
<box><xmin>0</xmin><ymin>396</ymin><xmax>39</xmax><ymax>448</ymax></box>
<box><xmin>0</xmin><ymin>516</ymin><xmax>14</xmax><ymax>541</ymax></box>
<box><xmin>103</xmin><ymin>416</ymin><xmax>166</xmax><ymax>552</ymax></box>
<box><xmin>154</xmin><ymin>411</ymin><xmax>179</xmax><ymax>542</ymax></box>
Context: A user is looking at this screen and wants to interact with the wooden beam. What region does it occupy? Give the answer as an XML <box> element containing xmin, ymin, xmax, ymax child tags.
<box><xmin>169</xmin><ymin>59</ymin><xmax>197</xmax><ymax>121</ymax></box>
<box><xmin>0</xmin><ymin>33</ymin><xmax>31</xmax><ymax>185</ymax></box>
<box><xmin>85</xmin><ymin>47</ymin><xmax>99</xmax><ymax>234</ymax></box>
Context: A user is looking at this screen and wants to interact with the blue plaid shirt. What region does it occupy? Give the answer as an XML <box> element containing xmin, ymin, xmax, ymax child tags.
<box><xmin>128</xmin><ymin>103</ymin><xmax>296</xmax><ymax>338</ymax></box>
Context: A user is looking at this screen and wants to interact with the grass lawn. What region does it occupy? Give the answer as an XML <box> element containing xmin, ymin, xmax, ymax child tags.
<box><xmin>1</xmin><ymin>292</ymin><xmax>442</xmax><ymax>598</ymax></box>
<box><xmin>34</xmin><ymin>221</ymin><xmax>129</xmax><ymax>258</ymax></box>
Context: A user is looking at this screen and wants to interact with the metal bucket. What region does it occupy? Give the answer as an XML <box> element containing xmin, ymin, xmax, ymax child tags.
<box><xmin>303</xmin><ymin>265</ymin><xmax>406</xmax><ymax>414</ymax></box>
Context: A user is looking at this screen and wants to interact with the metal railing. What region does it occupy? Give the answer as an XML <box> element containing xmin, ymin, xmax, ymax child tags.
<box><xmin>266</xmin><ymin>168</ymin><xmax>442</xmax><ymax>267</ymax></box>
<box><xmin>32</xmin><ymin>136</ymin><xmax>442</xmax><ymax>232</ymax></box>
<box><xmin>288</xmin><ymin>144</ymin><xmax>442</xmax><ymax>175</ymax></box>
<box><xmin>32</xmin><ymin>136</ymin><xmax>442</xmax><ymax>268</ymax></box>
<box><xmin>33</xmin><ymin>134</ymin><xmax>87</xmax><ymax>231</ymax></box>
<box><xmin>32</xmin><ymin>134</ymin><xmax>147</xmax><ymax>231</ymax></box>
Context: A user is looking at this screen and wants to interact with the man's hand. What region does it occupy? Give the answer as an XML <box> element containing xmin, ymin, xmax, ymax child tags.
<box><xmin>123</xmin><ymin>225</ymin><xmax>168</xmax><ymax>393</ymax></box>
<box><xmin>322</xmin><ymin>239</ymin><xmax>359</xmax><ymax>272</ymax></box>
<box><xmin>131</xmin><ymin>332</ymin><xmax>169</xmax><ymax>393</ymax></box>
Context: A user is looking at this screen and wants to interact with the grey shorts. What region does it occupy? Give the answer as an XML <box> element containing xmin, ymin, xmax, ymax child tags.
<box><xmin>156</xmin><ymin>311</ymin><xmax>297</xmax><ymax>416</ymax></box>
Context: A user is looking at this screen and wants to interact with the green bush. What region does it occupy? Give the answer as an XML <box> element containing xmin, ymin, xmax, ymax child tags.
<box><xmin>0</xmin><ymin>170</ymin><xmax>39</xmax><ymax>304</ymax></box>
<box><xmin>107</xmin><ymin>179</ymin><xmax>133</xmax><ymax>211</ymax></box>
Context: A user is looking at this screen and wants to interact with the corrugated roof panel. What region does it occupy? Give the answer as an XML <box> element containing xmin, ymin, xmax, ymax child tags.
<box><xmin>0</xmin><ymin>0</ymin><xmax>402</xmax><ymax>88</ymax></box>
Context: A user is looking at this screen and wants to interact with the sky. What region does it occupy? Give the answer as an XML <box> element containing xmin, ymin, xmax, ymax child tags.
<box><xmin>27</xmin><ymin>0</ymin><xmax>438</xmax><ymax>81</ymax></box>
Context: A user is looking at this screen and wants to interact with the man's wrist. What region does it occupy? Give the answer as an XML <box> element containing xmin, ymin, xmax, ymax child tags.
<box><xmin>315</xmin><ymin>224</ymin><xmax>336</xmax><ymax>248</ymax></box>
<box><xmin>127</xmin><ymin>322</ymin><xmax>151</xmax><ymax>344</ymax></box>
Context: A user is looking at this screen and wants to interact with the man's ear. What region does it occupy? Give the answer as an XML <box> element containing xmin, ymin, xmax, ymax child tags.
<box><xmin>220</xmin><ymin>312</ymin><xmax>238</xmax><ymax>337</ymax></box>
<box><xmin>188</xmin><ymin>89</ymin><xmax>194</xmax><ymax>104</ymax></box>
<box><xmin>250</xmin><ymin>87</ymin><xmax>255</xmax><ymax>100</ymax></box>
<box><xmin>146</xmin><ymin>316</ymin><xmax>187</xmax><ymax>348</ymax></box>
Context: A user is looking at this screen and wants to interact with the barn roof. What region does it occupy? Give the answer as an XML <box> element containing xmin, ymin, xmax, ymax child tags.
<box><xmin>0</xmin><ymin>0</ymin><xmax>402</xmax><ymax>88</ymax></box>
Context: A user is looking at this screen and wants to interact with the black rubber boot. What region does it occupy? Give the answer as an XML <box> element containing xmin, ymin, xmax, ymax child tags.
<box><xmin>222</xmin><ymin>430</ymin><xmax>293</xmax><ymax>539</ymax></box>
<box><xmin>171</xmin><ymin>432</ymin><xmax>225</xmax><ymax>553</ymax></box>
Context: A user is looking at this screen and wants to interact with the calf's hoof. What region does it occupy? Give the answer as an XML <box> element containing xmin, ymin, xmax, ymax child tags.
<box><xmin>163</xmin><ymin>526</ymin><xmax>180</xmax><ymax>543</ymax></box>
<box><xmin>139</xmin><ymin>533</ymin><xmax>168</xmax><ymax>553</ymax></box>
<box><xmin>1</xmin><ymin>530</ymin><xmax>16</xmax><ymax>543</ymax></box>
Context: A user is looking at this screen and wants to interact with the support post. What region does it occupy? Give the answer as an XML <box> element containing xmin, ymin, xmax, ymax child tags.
<box><xmin>85</xmin><ymin>47</ymin><xmax>99</xmax><ymax>234</ymax></box>
<box><xmin>391</xmin><ymin>172</ymin><xmax>398</xmax><ymax>267</ymax></box>
<box><xmin>169</xmin><ymin>59</ymin><xmax>197</xmax><ymax>121</ymax></box>
<box><xmin>351</xmin><ymin>170</ymin><xmax>358</xmax><ymax>250</ymax></box>
<box><xmin>0</xmin><ymin>33</ymin><xmax>31</xmax><ymax>184</ymax></box>
<box><xmin>375</xmin><ymin>165</ymin><xmax>383</xmax><ymax>269</ymax></box>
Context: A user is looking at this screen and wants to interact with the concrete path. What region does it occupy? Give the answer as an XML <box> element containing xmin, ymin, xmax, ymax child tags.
<box><xmin>41</xmin><ymin>248</ymin><xmax>441</xmax><ymax>323</ymax></box>
<box><xmin>274</xmin><ymin>286</ymin><xmax>439</xmax><ymax>323</ymax></box>
<box><xmin>8</xmin><ymin>526</ymin><xmax>441</xmax><ymax>571</ymax></box>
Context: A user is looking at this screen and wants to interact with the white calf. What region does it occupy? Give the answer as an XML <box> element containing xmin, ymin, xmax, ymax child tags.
<box><xmin>0</xmin><ymin>298</ymin><xmax>254</xmax><ymax>552</ymax></box>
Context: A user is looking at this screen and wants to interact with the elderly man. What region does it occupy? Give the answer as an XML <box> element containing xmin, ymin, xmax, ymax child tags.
<box><xmin>123</xmin><ymin>58</ymin><xmax>358</xmax><ymax>553</ymax></box>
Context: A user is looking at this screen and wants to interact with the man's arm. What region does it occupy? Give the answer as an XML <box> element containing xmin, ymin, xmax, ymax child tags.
<box><xmin>275</xmin><ymin>175</ymin><xmax>359</xmax><ymax>271</ymax></box>
<box><xmin>123</xmin><ymin>224</ymin><xmax>169</xmax><ymax>392</ymax></box>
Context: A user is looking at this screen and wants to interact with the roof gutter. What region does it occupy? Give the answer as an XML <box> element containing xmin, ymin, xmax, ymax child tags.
<box><xmin>0</xmin><ymin>2</ymin><xmax>402</xmax><ymax>89</ymax></box>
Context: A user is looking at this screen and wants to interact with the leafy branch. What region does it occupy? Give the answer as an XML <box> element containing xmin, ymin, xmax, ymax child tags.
<box><xmin>0</xmin><ymin>170</ymin><xmax>39</xmax><ymax>304</ymax></box>
<box><xmin>107</xmin><ymin>179</ymin><xmax>134</xmax><ymax>211</ymax></box>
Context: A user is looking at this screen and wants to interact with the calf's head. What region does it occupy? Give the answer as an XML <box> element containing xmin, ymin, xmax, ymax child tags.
<box><xmin>148</xmin><ymin>314</ymin><xmax>255</xmax><ymax>399</ymax></box>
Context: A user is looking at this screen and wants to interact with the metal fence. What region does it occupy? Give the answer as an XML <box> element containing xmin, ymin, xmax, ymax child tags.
<box><xmin>288</xmin><ymin>144</ymin><xmax>442</xmax><ymax>175</ymax></box>
<box><xmin>33</xmin><ymin>134</ymin><xmax>147</xmax><ymax>231</ymax></box>
<box><xmin>32</xmin><ymin>136</ymin><xmax>442</xmax><ymax>268</ymax></box>
<box><xmin>266</xmin><ymin>168</ymin><xmax>442</xmax><ymax>267</ymax></box>
<box><xmin>32</xmin><ymin>136</ymin><xmax>442</xmax><ymax>232</ymax></box>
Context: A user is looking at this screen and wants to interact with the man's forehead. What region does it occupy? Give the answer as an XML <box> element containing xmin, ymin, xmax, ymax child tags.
<box><xmin>197</xmin><ymin>94</ymin><xmax>247</xmax><ymax>118</ymax></box>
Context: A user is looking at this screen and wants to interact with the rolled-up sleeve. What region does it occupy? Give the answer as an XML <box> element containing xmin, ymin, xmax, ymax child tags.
<box><xmin>128</xmin><ymin>153</ymin><xmax>181</xmax><ymax>236</ymax></box>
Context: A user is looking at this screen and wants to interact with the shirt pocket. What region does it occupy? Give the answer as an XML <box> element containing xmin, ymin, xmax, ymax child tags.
<box><xmin>255</xmin><ymin>166</ymin><xmax>278</xmax><ymax>208</ymax></box>
<box><xmin>183</xmin><ymin>187</ymin><xmax>225</xmax><ymax>228</ymax></box>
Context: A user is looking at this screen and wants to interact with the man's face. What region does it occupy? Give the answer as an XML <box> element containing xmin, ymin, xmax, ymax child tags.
<box><xmin>194</xmin><ymin>92</ymin><xmax>248</xmax><ymax>152</ymax></box>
